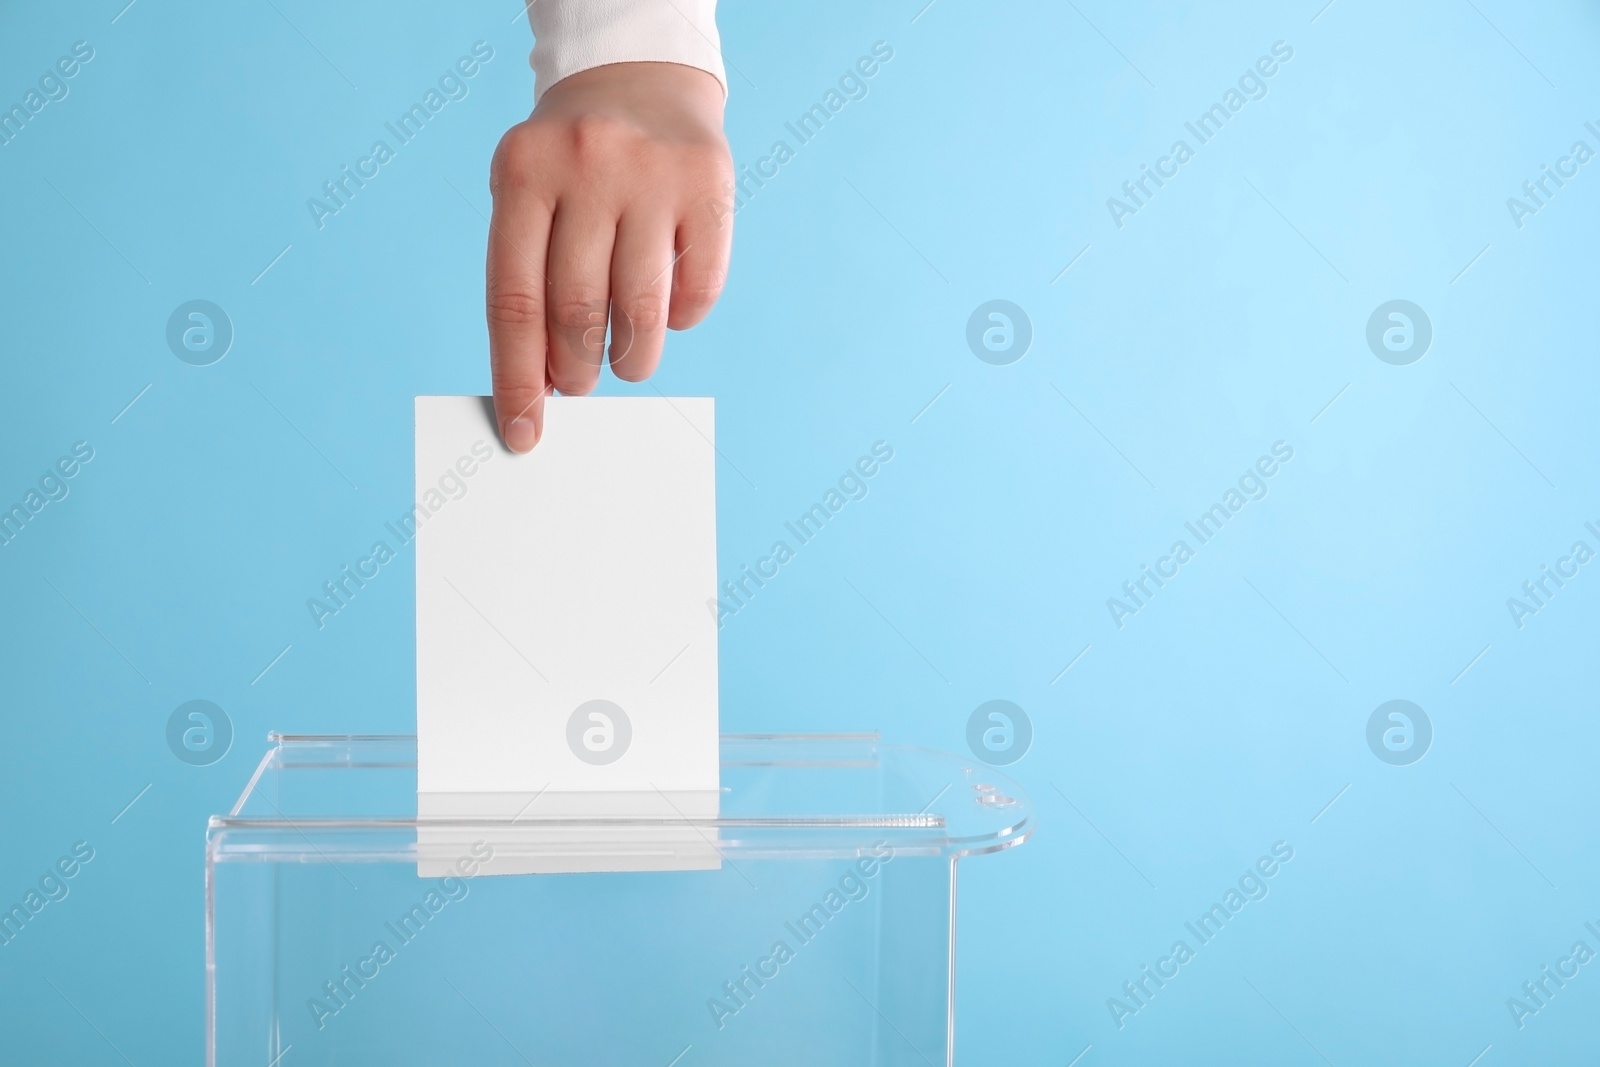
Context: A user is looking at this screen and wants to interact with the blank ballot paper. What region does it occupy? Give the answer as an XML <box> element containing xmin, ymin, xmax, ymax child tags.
<box><xmin>414</xmin><ymin>395</ymin><xmax>720</xmax><ymax>875</ymax></box>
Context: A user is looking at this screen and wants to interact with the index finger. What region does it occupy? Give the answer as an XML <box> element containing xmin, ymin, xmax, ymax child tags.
<box><xmin>486</xmin><ymin>192</ymin><xmax>554</xmax><ymax>453</ymax></box>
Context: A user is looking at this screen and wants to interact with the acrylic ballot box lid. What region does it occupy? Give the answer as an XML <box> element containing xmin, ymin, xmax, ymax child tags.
<box><xmin>206</xmin><ymin>732</ymin><xmax>1034</xmax><ymax>863</ymax></box>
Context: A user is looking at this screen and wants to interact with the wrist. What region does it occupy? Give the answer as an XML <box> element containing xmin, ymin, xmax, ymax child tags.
<box><xmin>534</xmin><ymin>61</ymin><xmax>726</xmax><ymax>137</ymax></box>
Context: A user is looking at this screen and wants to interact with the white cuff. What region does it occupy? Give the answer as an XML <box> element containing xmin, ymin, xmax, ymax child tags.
<box><xmin>528</xmin><ymin>0</ymin><xmax>727</xmax><ymax>103</ymax></box>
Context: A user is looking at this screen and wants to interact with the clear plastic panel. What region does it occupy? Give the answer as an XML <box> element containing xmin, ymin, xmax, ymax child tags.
<box><xmin>206</xmin><ymin>734</ymin><xmax>1031</xmax><ymax>1066</ymax></box>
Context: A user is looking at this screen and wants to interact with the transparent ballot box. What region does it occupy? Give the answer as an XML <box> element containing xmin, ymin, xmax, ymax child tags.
<box><xmin>206</xmin><ymin>733</ymin><xmax>1033</xmax><ymax>1066</ymax></box>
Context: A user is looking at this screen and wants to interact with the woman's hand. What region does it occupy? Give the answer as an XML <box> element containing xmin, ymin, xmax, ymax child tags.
<box><xmin>486</xmin><ymin>61</ymin><xmax>733</xmax><ymax>452</ymax></box>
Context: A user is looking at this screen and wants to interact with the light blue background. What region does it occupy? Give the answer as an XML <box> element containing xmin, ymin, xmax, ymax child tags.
<box><xmin>2</xmin><ymin>0</ymin><xmax>1598</xmax><ymax>1063</ymax></box>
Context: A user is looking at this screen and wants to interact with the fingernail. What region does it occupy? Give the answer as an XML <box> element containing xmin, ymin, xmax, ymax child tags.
<box><xmin>504</xmin><ymin>416</ymin><xmax>538</xmax><ymax>453</ymax></box>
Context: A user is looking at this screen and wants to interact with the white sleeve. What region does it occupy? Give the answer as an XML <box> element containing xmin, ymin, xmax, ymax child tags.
<box><xmin>528</xmin><ymin>0</ymin><xmax>727</xmax><ymax>102</ymax></box>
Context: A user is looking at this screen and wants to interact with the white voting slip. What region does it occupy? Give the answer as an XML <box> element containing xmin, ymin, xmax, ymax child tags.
<box><xmin>414</xmin><ymin>395</ymin><xmax>720</xmax><ymax>874</ymax></box>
